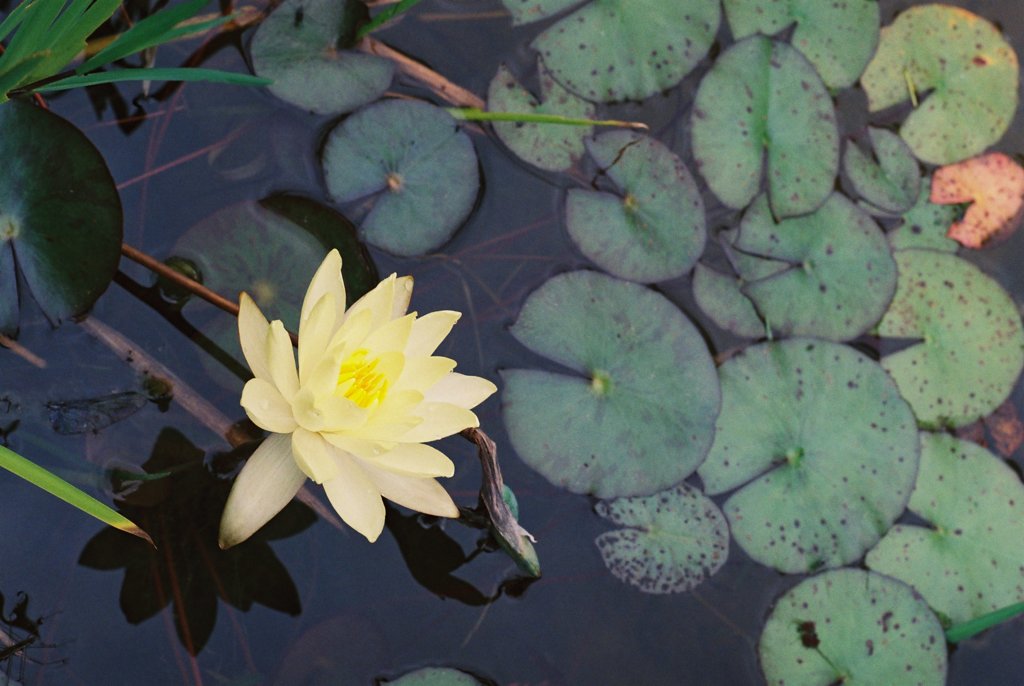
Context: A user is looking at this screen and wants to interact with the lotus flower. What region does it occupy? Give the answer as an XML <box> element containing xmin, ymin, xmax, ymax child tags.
<box><xmin>219</xmin><ymin>250</ymin><xmax>496</xmax><ymax>547</ymax></box>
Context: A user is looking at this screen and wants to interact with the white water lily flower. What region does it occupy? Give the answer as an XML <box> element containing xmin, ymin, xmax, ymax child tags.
<box><xmin>219</xmin><ymin>249</ymin><xmax>496</xmax><ymax>547</ymax></box>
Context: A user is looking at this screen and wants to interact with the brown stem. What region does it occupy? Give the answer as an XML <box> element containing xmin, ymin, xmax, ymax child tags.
<box><xmin>359</xmin><ymin>36</ymin><xmax>485</xmax><ymax>109</ymax></box>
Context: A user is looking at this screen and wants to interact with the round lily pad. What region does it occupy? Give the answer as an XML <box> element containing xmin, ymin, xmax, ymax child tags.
<box><xmin>691</xmin><ymin>36</ymin><xmax>838</xmax><ymax>218</ymax></box>
<box><xmin>381</xmin><ymin>667</ymin><xmax>486</xmax><ymax>686</ymax></box>
<box><xmin>867</xmin><ymin>432</ymin><xmax>1024</xmax><ymax>626</ymax></box>
<box><xmin>530</xmin><ymin>0</ymin><xmax>720</xmax><ymax>103</ymax></box>
<box><xmin>731</xmin><ymin>193</ymin><xmax>897</xmax><ymax>341</ymax></box>
<box><xmin>844</xmin><ymin>127</ymin><xmax>921</xmax><ymax>216</ymax></box>
<box><xmin>886</xmin><ymin>182</ymin><xmax>959</xmax><ymax>253</ymax></box>
<box><xmin>697</xmin><ymin>339</ymin><xmax>919</xmax><ymax>573</ymax></box>
<box><xmin>595</xmin><ymin>483</ymin><xmax>729</xmax><ymax>594</ymax></box>
<box><xmin>501</xmin><ymin>0</ymin><xmax>579</xmax><ymax>25</ymax></box>
<box><xmin>877</xmin><ymin>250</ymin><xmax>1024</xmax><ymax>429</ymax></box>
<box><xmin>322</xmin><ymin>99</ymin><xmax>480</xmax><ymax>257</ymax></box>
<box><xmin>566</xmin><ymin>131</ymin><xmax>706</xmax><ymax>283</ymax></box>
<box><xmin>723</xmin><ymin>0</ymin><xmax>879</xmax><ymax>89</ymax></box>
<box><xmin>487</xmin><ymin>61</ymin><xmax>594</xmax><ymax>172</ymax></box>
<box><xmin>861</xmin><ymin>5</ymin><xmax>1019</xmax><ymax>165</ymax></box>
<box><xmin>692</xmin><ymin>262</ymin><xmax>765</xmax><ymax>339</ymax></box>
<box><xmin>0</xmin><ymin>100</ymin><xmax>122</xmax><ymax>336</ymax></box>
<box><xmin>759</xmin><ymin>569</ymin><xmax>947</xmax><ymax>686</ymax></box>
<box><xmin>250</xmin><ymin>0</ymin><xmax>393</xmax><ymax>115</ymax></box>
<box><xmin>502</xmin><ymin>270</ymin><xmax>720</xmax><ymax>499</ymax></box>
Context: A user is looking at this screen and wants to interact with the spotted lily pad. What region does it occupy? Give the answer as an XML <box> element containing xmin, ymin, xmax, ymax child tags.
<box><xmin>867</xmin><ymin>433</ymin><xmax>1024</xmax><ymax>626</ymax></box>
<box><xmin>380</xmin><ymin>667</ymin><xmax>486</xmax><ymax>686</ymax></box>
<box><xmin>698</xmin><ymin>339</ymin><xmax>919</xmax><ymax>573</ymax></box>
<box><xmin>723</xmin><ymin>0</ymin><xmax>879</xmax><ymax>89</ymax></box>
<box><xmin>877</xmin><ymin>250</ymin><xmax>1024</xmax><ymax>429</ymax></box>
<box><xmin>322</xmin><ymin>99</ymin><xmax>480</xmax><ymax>257</ymax></box>
<box><xmin>487</xmin><ymin>62</ymin><xmax>594</xmax><ymax>172</ymax></box>
<box><xmin>0</xmin><ymin>100</ymin><xmax>122</xmax><ymax>335</ymax></box>
<box><xmin>501</xmin><ymin>0</ymin><xmax>579</xmax><ymax>25</ymax></box>
<box><xmin>692</xmin><ymin>262</ymin><xmax>766</xmax><ymax>339</ymax></box>
<box><xmin>730</xmin><ymin>194</ymin><xmax>897</xmax><ymax>341</ymax></box>
<box><xmin>595</xmin><ymin>483</ymin><xmax>728</xmax><ymax>594</ymax></box>
<box><xmin>886</xmin><ymin>182</ymin><xmax>959</xmax><ymax>253</ymax></box>
<box><xmin>250</xmin><ymin>0</ymin><xmax>393</xmax><ymax>115</ymax></box>
<box><xmin>691</xmin><ymin>36</ymin><xmax>839</xmax><ymax>218</ymax></box>
<box><xmin>531</xmin><ymin>0</ymin><xmax>720</xmax><ymax>103</ymax></box>
<box><xmin>566</xmin><ymin>131</ymin><xmax>705</xmax><ymax>283</ymax></box>
<box><xmin>931</xmin><ymin>152</ymin><xmax>1024</xmax><ymax>249</ymax></box>
<box><xmin>502</xmin><ymin>270</ymin><xmax>720</xmax><ymax>499</ymax></box>
<box><xmin>861</xmin><ymin>5</ymin><xmax>1019</xmax><ymax>165</ymax></box>
<box><xmin>759</xmin><ymin>569</ymin><xmax>947</xmax><ymax>686</ymax></box>
<box><xmin>844</xmin><ymin>127</ymin><xmax>921</xmax><ymax>216</ymax></box>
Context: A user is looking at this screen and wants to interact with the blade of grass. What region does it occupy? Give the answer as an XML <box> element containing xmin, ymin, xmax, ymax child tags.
<box><xmin>356</xmin><ymin>0</ymin><xmax>424</xmax><ymax>39</ymax></box>
<box><xmin>35</xmin><ymin>0</ymin><xmax>124</xmax><ymax>80</ymax></box>
<box><xmin>447</xmin><ymin>107</ymin><xmax>649</xmax><ymax>130</ymax></box>
<box><xmin>0</xmin><ymin>444</ymin><xmax>153</xmax><ymax>545</ymax></box>
<box><xmin>0</xmin><ymin>0</ymin><xmax>36</xmax><ymax>46</ymax></box>
<box><xmin>0</xmin><ymin>50</ymin><xmax>49</xmax><ymax>100</ymax></box>
<box><xmin>77</xmin><ymin>0</ymin><xmax>209</xmax><ymax>73</ymax></box>
<box><xmin>946</xmin><ymin>602</ymin><xmax>1024</xmax><ymax>643</ymax></box>
<box><xmin>0</xmin><ymin>0</ymin><xmax>64</xmax><ymax>74</ymax></box>
<box><xmin>35</xmin><ymin>66</ymin><xmax>270</xmax><ymax>91</ymax></box>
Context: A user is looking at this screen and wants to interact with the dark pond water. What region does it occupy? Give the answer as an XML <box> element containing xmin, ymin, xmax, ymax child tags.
<box><xmin>1</xmin><ymin>0</ymin><xmax>1023</xmax><ymax>684</ymax></box>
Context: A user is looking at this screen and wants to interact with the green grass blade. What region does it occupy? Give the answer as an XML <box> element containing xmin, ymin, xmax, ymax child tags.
<box><xmin>0</xmin><ymin>50</ymin><xmax>49</xmax><ymax>99</ymax></box>
<box><xmin>946</xmin><ymin>602</ymin><xmax>1024</xmax><ymax>643</ymax></box>
<box><xmin>38</xmin><ymin>0</ymin><xmax>124</xmax><ymax>79</ymax></box>
<box><xmin>356</xmin><ymin>0</ymin><xmax>424</xmax><ymax>39</ymax></box>
<box><xmin>36</xmin><ymin>66</ymin><xmax>271</xmax><ymax>91</ymax></box>
<box><xmin>0</xmin><ymin>0</ymin><xmax>36</xmax><ymax>46</ymax></box>
<box><xmin>447</xmin><ymin>107</ymin><xmax>649</xmax><ymax>130</ymax></box>
<box><xmin>1</xmin><ymin>0</ymin><xmax>65</xmax><ymax>72</ymax></box>
<box><xmin>78</xmin><ymin>0</ymin><xmax>208</xmax><ymax>73</ymax></box>
<box><xmin>0</xmin><ymin>444</ymin><xmax>153</xmax><ymax>545</ymax></box>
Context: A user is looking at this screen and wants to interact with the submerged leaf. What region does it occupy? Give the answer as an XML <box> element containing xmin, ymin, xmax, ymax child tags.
<box><xmin>381</xmin><ymin>667</ymin><xmax>487</xmax><ymax>686</ymax></box>
<box><xmin>931</xmin><ymin>152</ymin><xmax>1024</xmax><ymax>249</ymax></box>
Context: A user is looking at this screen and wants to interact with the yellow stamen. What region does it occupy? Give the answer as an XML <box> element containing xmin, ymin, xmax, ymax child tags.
<box><xmin>336</xmin><ymin>348</ymin><xmax>389</xmax><ymax>408</ymax></box>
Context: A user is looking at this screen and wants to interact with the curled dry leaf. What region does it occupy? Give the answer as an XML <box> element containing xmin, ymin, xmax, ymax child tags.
<box><xmin>931</xmin><ymin>152</ymin><xmax>1024</xmax><ymax>248</ymax></box>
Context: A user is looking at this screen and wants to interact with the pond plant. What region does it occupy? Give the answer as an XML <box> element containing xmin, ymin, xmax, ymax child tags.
<box><xmin>0</xmin><ymin>0</ymin><xmax>1023</xmax><ymax>683</ymax></box>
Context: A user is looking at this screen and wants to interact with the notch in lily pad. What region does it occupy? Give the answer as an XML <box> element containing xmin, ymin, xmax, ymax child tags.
<box><xmin>843</xmin><ymin>127</ymin><xmax>921</xmax><ymax>216</ymax></box>
<box><xmin>886</xmin><ymin>182</ymin><xmax>959</xmax><ymax>253</ymax></box>
<box><xmin>502</xmin><ymin>270</ymin><xmax>720</xmax><ymax>499</ymax></box>
<box><xmin>322</xmin><ymin>99</ymin><xmax>480</xmax><ymax>257</ymax></box>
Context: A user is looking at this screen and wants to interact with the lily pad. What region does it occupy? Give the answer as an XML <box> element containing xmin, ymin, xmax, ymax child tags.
<box><xmin>531</xmin><ymin>0</ymin><xmax>720</xmax><ymax>103</ymax></box>
<box><xmin>723</xmin><ymin>0</ymin><xmax>879</xmax><ymax>89</ymax></box>
<box><xmin>501</xmin><ymin>0</ymin><xmax>579</xmax><ymax>25</ymax></box>
<box><xmin>731</xmin><ymin>194</ymin><xmax>897</xmax><ymax>341</ymax></box>
<box><xmin>844</xmin><ymin>127</ymin><xmax>921</xmax><ymax>216</ymax></box>
<box><xmin>381</xmin><ymin>667</ymin><xmax>486</xmax><ymax>686</ymax></box>
<box><xmin>502</xmin><ymin>270</ymin><xmax>720</xmax><ymax>499</ymax></box>
<box><xmin>0</xmin><ymin>100</ymin><xmax>122</xmax><ymax>335</ymax></box>
<box><xmin>487</xmin><ymin>61</ymin><xmax>594</xmax><ymax>172</ymax></box>
<box><xmin>595</xmin><ymin>483</ymin><xmax>729</xmax><ymax>594</ymax></box>
<box><xmin>931</xmin><ymin>152</ymin><xmax>1024</xmax><ymax>249</ymax></box>
<box><xmin>250</xmin><ymin>0</ymin><xmax>393</xmax><ymax>115</ymax></box>
<box><xmin>886</xmin><ymin>182</ymin><xmax>959</xmax><ymax>253</ymax></box>
<box><xmin>861</xmin><ymin>5</ymin><xmax>1019</xmax><ymax>165</ymax></box>
<box><xmin>759</xmin><ymin>569</ymin><xmax>947</xmax><ymax>686</ymax></box>
<box><xmin>877</xmin><ymin>250</ymin><xmax>1024</xmax><ymax>429</ymax></box>
<box><xmin>322</xmin><ymin>99</ymin><xmax>480</xmax><ymax>257</ymax></box>
<box><xmin>691</xmin><ymin>36</ymin><xmax>839</xmax><ymax>218</ymax></box>
<box><xmin>692</xmin><ymin>262</ymin><xmax>766</xmax><ymax>339</ymax></box>
<box><xmin>698</xmin><ymin>339</ymin><xmax>919</xmax><ymax>574</ymax></box>
<box><xmin>867</xmin><ymin>433</ymin><xmax>1024</xmax><ymax>626</ymax></box>
<box><xmin>566</xmin><ymin>131</ymin><xmax>706</xmax><ymax>283</ymax></box>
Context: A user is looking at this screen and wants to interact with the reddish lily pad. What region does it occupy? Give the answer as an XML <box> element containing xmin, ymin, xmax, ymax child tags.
<box><xmin>931</xmin><ymin>152</ymin><xmax>1024</xmax><ymax>249</ymax></box>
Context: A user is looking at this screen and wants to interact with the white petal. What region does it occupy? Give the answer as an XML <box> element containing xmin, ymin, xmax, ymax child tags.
<box><xmin>394</xmin><ymin>356</ymin><xmax>456</xmax><ymax>393</ymax></box>
<box><xmin>291</xmin><ymin>428</ymin><xmax>340</xmax><ymax>483</ymax></box>
<box><xmin>219</xmin><ymin>433</ymin><xmax>305</xmax><ymax>548</ymax></box>
<box><xmin>398</xmin><ymin>402</ymin><xmax>479</xmax><ymax>442</ymax></box>
<box><xmin>344</xmin><ymin>274</ymin><xmax>395</xmax><ymax>331</ymax></box>
<box><xmin>391</xmin><ymin>276</ymin><xmax>413</xmax><ymax>319</ymax></box>
<box><xmin>267</xmin><ymin>320</ymin><xmax>299</xmax><ymax>401</ymax></box>
<box><xmin>368</xmin><ymin>442</ymin><xmax>455</xmax><ymax>477</ymax></box>
<box><xmin>300</xmin><ymin>249</ymin><xmax>345</xmax><ymax>329</ymax></box>
<box><xmin>360</xmin><ymin>462</ymin><xmax>458</xmax><ymax>518</ymax></box>
<box><xmin>321</xmin><ymin>432</ymin><xmax>395</xmax><ymax>460</ymax></box>
<box><xmin>423</xmin><ymin>373</ymin><xmax>497</xmax><ymax>409</ymax></box>
<box><xmin>240</xmin><ymin>378</ymin><xmax>298</xmax><ymax>433</ymax></box>
<box><xmin>238</xmin><ymin>293</ymin><xmax>272</xmax><ymax>381</ymax></box>
<box><xmin>362</xmin><ymin>313</ymin><xmax>415</xmax><ymax>354</ymax></box>
<box><xmin>298</xmin><ymin>292</ymin><xmax>336</xmax><ymax>387</ymax></box>
<box><xmin>406</xmin><ymin>310</ymin><xmax>460</xmax><ymax>356</ymax></box>
<box><xmin>322</xmin><ymin>453</ymin><xmax>386</xmax><ymax>542</ymax></box>
<box><xmin>292</xmin><ymin>386</ymin><xmax>368</xmax><ymax>433</ymax></box>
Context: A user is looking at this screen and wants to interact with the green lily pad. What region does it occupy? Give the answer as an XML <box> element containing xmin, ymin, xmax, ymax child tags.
<box><xmin>595</xmin><ymin>483</ymin><xmax>729</xmax><ymax>594</ymax></box>
<box><xmin>698</xmin><ymin>339</ymin><xmax>919</xmax><ymax>573</ymax></box>
<box><xmin>759</xmin><ymin>569</ymin><xmax>947</xmax><ymax>686</ymax></box>
<box><xmin>501</xmin><ymin>0</ymin><xmax>579</xmax><ymax>25</ymax></box>
<box><xmin>381</xmin><ymin>667</ymin><xmax>486</xmax><ymax>686</ymax></box>
<box><xmin>730</xmin><ymin>193</ymin><xmax>897</xmax><ymax>341</ymax></box>
<box><xmin>723</xmin><ymin>0</ymin><xmax>879</xmax><ymax>89</ymax></box>
<box><xmin>502</xmin><ymin>270</ymin><xmax>720</xmax><ymax>499</ymax></box>
<box><xmin>877</xmin><ymin>250</ymin><xmax>1024</xmax><ymax>429</ymax></box>
<box><xmin>886</xmin><ymin>182</ymin><xmax>959</xmax><ymax>253</ymax></box>
<box><xmin>487</xmin><ymin>61</ymin><xmax>594</xmax><ymax>172</ymax></box>
<box><xmin>0</xmin><ymin>100</ymin><xmax>122</xmax><ymax>336</ymax></box>
<box><xmin>867</xmin><ymin>432</ymin><xmax>1024</xmax><ymax>626</ymax></box>
<box><xmin>860</xmin><ymin>5</ymin><xmax>1019</xmax><ymax>165</ymax></box>
<box><xmin>566</xmin><ymin>131</ymin><xmax>705</xmax><ymax>283</ymax></box>
<box><xmin>691</xmin><ymin>36</ymin><xmax>838</xmax><ymax>218</ymax></box>
<box><xmin>250</xmin><ymin>0</ymin><xmax>393</xmax><ymax>115</ymax></box>
<box><xmin>844</xmin><ymin>127</ymin><xmax>921</xmax><ymax>216</ymax></box>
<box><xmin>692</xmin><ymin>262</ymin><xmax>766</xmax><ymax>339</ymax></box>
<box><xmin>322</xmin><ymin>99</ymin><xmax>480</xmax><ymax>257</ymax></box>
<box><xmin>531</xmin><ymin>0</ymin><xmax>720</xmax><ymax>103</ymax></box>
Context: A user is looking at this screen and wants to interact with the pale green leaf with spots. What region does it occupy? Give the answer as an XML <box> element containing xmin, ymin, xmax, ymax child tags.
<box><xmin>692</xmin><ymin>262</ymin><xmax>766</xmax><ymax>339</ymax></box>
<box><xmin>886</xmin><ymin>182</ymin><xmax>959</xmax><ymax>253</ymax></box>
<box><xmin>381</xmin><ymin>666</ymin><xmax>486</xmax><ymax>686</ymax></box>
<box><xmin>844</xmin><ymin>127</ymin><xmax>921</xmax><ymax>215</ymax></box>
